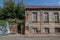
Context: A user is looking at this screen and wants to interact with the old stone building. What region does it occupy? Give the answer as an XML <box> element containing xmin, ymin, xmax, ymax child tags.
<box><xmin>25</xmin><ymin>6</ymin><xmax>60</xmax><ymax>35</ymax></box>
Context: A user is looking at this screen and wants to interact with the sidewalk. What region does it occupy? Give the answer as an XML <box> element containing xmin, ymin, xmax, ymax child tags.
<box><xmin>1</xmin><ymin>33</ymin><xmax>60</xmax><ymax>37</ymax></box>
<box><xmin>0</xmin><ymin>34</ymin><xmax>60</xmax><ymax>40</ymax></box>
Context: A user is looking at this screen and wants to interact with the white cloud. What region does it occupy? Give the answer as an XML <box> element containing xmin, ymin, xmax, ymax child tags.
<box><xmin>59</xmin><ymin>2</ymin><xmax>60</xmax><ymax>4</ymax></box>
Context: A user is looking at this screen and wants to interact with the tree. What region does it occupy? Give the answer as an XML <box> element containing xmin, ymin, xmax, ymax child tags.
<box><xmin>2</xmin><ymin>0</ymin><xmax>25</xmax><ymax>19</ymax></box>
<box><xmin>15</xmin><ymin>2</ymin><xmax>25</xmax><ymax>19</ymax></box>
<box><xmin>3</xmin><ymin>1</ymin><xmax>15</xmax><ymax>19</ymax></box>
<box><xmin>0</xmin><ymin>10</ymin><xmax>3</xmax><ymax>19</ymax></box>
<box><xmin>0</xmin><ymin>9</ymin><xmax>5</xmax><ymax>19</ymax></box>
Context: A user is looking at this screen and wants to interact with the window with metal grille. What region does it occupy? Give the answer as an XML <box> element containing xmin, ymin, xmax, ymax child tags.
<box><xmin>55</xmin><ymin>28</ymin><xmax>60</xmax><ymax>33</ymax></box>
<box><xmin>45</xmin><ymin>28</ymin><xmax>49</xmax><ymax>33</ymax></box>
<box><xmin>43</xmin><ymin>12</ymin><xmax>49</xmax><ymax>23</ymax></box>
<box><xmin>54</xmin><ymin>13</ymin><xmax>59</xmax><ymax>23</ymax></box>
<box><xmin>32</xmin><ymin>12</ymin><xmax>37</xmax><ymax>22</ymax></box>
<box><xmin>33</xmin><ymin>28</ymin><xmax>38</xmax><ymax>34</ymax></box>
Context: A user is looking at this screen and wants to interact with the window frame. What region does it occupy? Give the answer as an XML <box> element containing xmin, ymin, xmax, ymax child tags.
<box><xmin>54</xmin><ymin>12</ymin><xmax>59</xmax><ymax>23</ymax></box>
<box><xmin>32</xmin><ymin>12</ymin><xmax>37</xmax><ymax>23</ymax></box>
<box><xmin>55</xmin><ymin>28</ymin><xmax>60</xmax><ymax>33</ymax></box>
<box><xmin>43</xmin><ymin>12</ymin><xmax>49</xmax><ymax>23</ymax></box>
<box><xmin>45</xmin><ymin>28</ymin><xmax>50</xmax><ymax>34</ymax></box>
<box><xmin>33</xmin><ymin>28</ymin><xmax>38</xmax><ymax>34</ymax></box>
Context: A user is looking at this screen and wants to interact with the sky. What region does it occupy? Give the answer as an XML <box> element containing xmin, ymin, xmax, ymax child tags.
<box><xmin>1</xmin><ymin>0</ymin><xmax>60</xmax><ymax>7</ymax></box>
<box><xmin>23</xmin><ymin>0</ymin><xmax>60</xmax><ymax>6</ymax></box>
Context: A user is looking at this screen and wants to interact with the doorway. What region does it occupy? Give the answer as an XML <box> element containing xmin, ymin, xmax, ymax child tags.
<box><xmin>17</xmin><ymin>24</ymin><xmax>21</xmax><ymax>34</ymax></box>
<box><xmin>17</xmin><ymin>24</ymin><xmax>25</xmax><ymax>34</ymax></box>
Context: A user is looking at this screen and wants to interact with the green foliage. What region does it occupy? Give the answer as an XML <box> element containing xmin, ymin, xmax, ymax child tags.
<box><xmin>3</xmin><ymin>1</ymin><xmax>16</xmax><ymax>19</ymax></box>
<box><xmin>0</xmin><ymin>9</ymin><xmax>4</xmax><ymax>19</ymax></box>
<box><xmin>0</xmin><ymin>20</ymin><xmax>6</xmax><ymax>25</ymax></box>
<box><xmin>15</xmin><ymin>3</ymin><xmax>25</xmax><ymax>19</ymax></box>
<box><xmin>0</xmin><ymin>0</ymin><xmax>25</xmax><ymax>19</ymax></box>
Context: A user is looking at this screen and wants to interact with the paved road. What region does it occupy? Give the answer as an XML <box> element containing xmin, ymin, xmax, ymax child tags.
<box><xmin>0</xmin><ymin>34</ymin><xmax>60</xmax><ymax>40</ymax></box>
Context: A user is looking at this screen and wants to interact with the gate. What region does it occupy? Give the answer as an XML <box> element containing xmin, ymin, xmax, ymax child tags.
<box><xmin>0</xmin><ymin>25</ymin><xmax>7</xmax><ymax>35</ymax></box>
<box><xmin>0</xmin><ymin>22</ymin><xmax>10</xmax><ymax>35</ymax></box>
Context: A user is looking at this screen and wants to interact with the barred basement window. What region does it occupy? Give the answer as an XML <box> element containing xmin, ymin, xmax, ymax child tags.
<box><xmin>33</xmin><ymin>28</ymin><xmax>38</xmax><ymax>33</ymax></box>
<box><xmin>45</xmin><ymin>28</ymin><xmax>49</xmax><ymax>33</ymax></box>
<box><xmin>55</xmin><ymin>28</ymin><xmax>60</xmax><ymax>33</ymax></box>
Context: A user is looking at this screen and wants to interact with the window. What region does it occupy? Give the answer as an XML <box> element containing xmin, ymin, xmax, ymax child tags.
<box><xmin>55</xmin><ymin>28</ymin><xmax>60</xmax><ymax>33</ymax></box>
<box><xmin>54</xmin><ymin>13</ymin><xmax>59</xmax><ymax>23</ymax></box>
<box><xmin>43</xmin><ymin>12</ymin><xmax>49</xmax><ymax>23</ymax></box>
<box><xmin>45</xmin><ymin>28</ymin><xmax>49</xmax><ymax>33</ymax></box>
<box><xmin>33</xmin><ymin>28</ymin><xmax>38</xmax><ymax>34</ymax></box>
<box><xmin>32</xmin><ymin>12</ymin><xmax>37</xmax><ymax>22</ymax></box>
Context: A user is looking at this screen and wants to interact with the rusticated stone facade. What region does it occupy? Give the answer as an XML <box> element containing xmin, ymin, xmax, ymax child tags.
<box><xmin>10</xmin><ymin>22</ymin><xmax>25</xmax><ymax>34</ymax></box>
<box><xmin>25</xmin><ymin>6</ymin><xmax>60</xmax><ymax>35</ymax></box>
<box><xmin>10</xmin><ymin>23</ymin><xmax>18</xmax><ymax>34</ymax></box>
